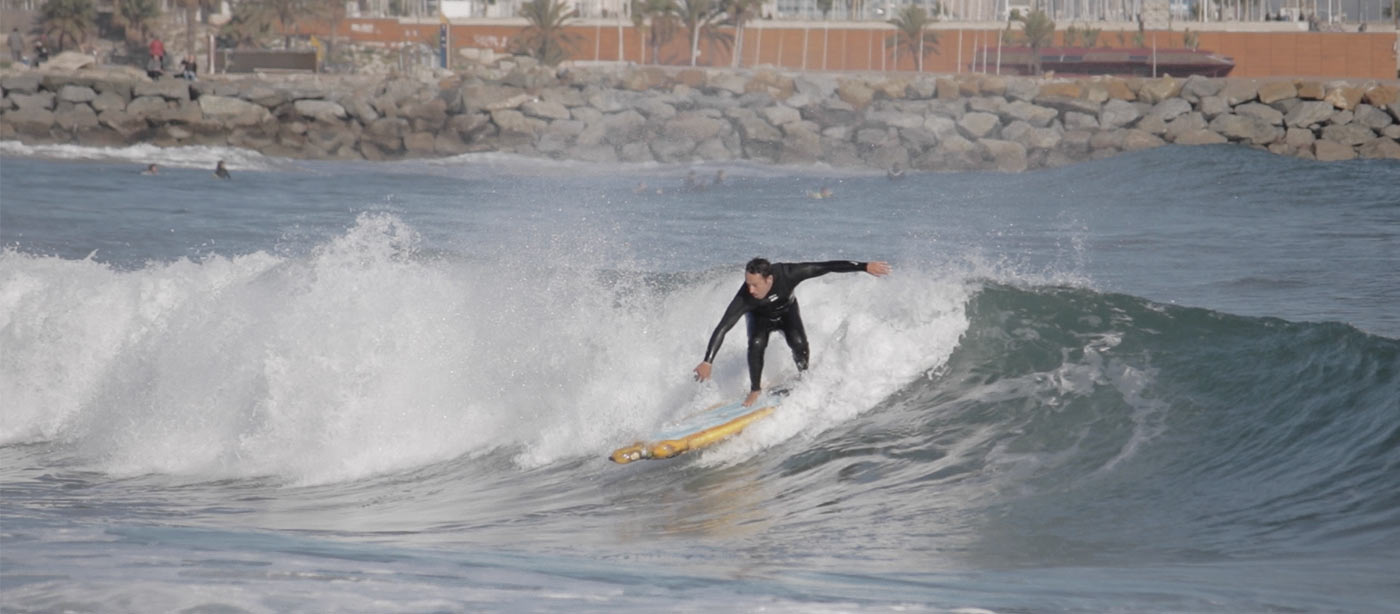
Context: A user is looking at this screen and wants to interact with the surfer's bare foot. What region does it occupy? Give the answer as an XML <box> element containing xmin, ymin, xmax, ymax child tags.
<box><xmin>743</xmin><ymin>390</ymin><xmax>761</xmax><ymax>407</ymax></box>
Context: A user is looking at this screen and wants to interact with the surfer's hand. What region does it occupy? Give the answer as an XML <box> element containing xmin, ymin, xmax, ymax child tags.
<box><xmin>866</xmin><ymin>261</ymin><xmax>891</xmax><ymax>277</ymax></box>
<box><xmin>693</xmin><ymin>362</ymin><xmax>712</xmax><ymax>382</ymax></box>
<box><xmin>743</xmin><ymin>390</ymin><xmax>762</xmax><ymax>407</ymax></box>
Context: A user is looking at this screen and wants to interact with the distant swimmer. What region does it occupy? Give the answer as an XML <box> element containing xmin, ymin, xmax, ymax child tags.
<box><xmin>141</xmin><ymin>163</ymin><xmax>159</xmax><ymax>175</ymax></box>
<box><xmin>887</xmin><ymin>163</ymin><xmax>905</xmax><ymax>181</ymax></box>
<box><xmin>807</xmin><ymin>186</ymin><xmax>833</xmax><ymax>199</ymax></box>
<box><xmin>214</xmin><ymin>160</ymin><xmax>231</xmax><ymax>180</ymax></box>
<box><xmin>683</xmin><ymin>169</ymin><xmax>705</xmax><ymax>192</ymax></box>
<box><xmin>694</xmin><ymin>258</ymin><xmax>891</xmax><ymax>407</ymax></box>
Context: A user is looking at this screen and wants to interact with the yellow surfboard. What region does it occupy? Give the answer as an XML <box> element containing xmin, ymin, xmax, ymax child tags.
<box><xmin>609</xmin><ymin>387</ymin><xmax>790</xmax><ymax>464</ymax></box>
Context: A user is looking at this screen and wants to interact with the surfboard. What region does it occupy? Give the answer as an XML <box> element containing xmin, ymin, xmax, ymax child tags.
<box><xmin>609</xmin><ymin>386</ymin><xmax>790</xmax><ymax>464</ymax></box>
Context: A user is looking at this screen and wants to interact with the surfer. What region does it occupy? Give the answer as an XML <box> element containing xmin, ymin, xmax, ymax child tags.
<box><xmin>694</xmin><ymin>258</ymin><xmax>891</xmax><ymax>406</ymax></box>
<box><xmin>214</xmin><ymin>160</ymin><xmax>231</xmax><ymax>180</ymax></box>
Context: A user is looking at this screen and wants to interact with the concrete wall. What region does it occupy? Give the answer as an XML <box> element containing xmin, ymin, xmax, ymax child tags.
<box><xmin>320</xmin><ymin>19</ymin><xmax>1397</xmax><ymax>80</ymax></box>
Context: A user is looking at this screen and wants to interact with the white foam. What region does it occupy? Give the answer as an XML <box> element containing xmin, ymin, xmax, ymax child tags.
<box><xmin>0</xmin><ymin>212</ymin><xmax>987</xmax><ymax>484</ymax></box>
<box><xmin>0</xmin><ymin>140</ymin><xmax>278</xmax><ymax>171</ymax></box>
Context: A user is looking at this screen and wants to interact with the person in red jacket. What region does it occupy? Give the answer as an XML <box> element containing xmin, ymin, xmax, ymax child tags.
<box><xmin>149</xmin><ymin>36</ymin><xmax>164</xmax><ymax>64</ymax></box>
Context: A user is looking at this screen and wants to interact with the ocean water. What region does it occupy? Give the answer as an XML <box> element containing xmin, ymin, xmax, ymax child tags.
<box><xmin>1</xmin><ymin>142</ymin><xmax>1397</xmax><ymax>613</ymax></box>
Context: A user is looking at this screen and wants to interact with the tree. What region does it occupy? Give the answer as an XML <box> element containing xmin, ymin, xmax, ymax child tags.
<box><xmin>220</xmin><ymin>0</ymin><xmax>277</xmax><ymax>48</ymax></box>
<box><xmin>40</xmin><ymin>0</ymin><xmax>96</xmax><ymax>51</ymax></box>
<box><xmin>511</xmin><ymin>0</ymin><xmax>580</xmax><ymax>66</ymax></box>
<box><xmin>260</xmin><ymin>0</ymin><xmax>309</xmax><ymax>49</ymax></box>
<box><xmin>112</xmin><ymin>0</ymin><xmax>161</xmax><ymax>44</ymax></box>
<box><xmin>313</xmin><ymin>0</ymin><xmax>348</xmax><ymax>67</ymax></box>
<box><xmin>845</xmin><ymin>0</ymin><xmax>864</xmax><ymax>21</ymax></box>
<box><xmin>1016</xmin><ymin>8</ymin><xmax>1054</xmax><ymax>75</ymax></box>
<box><xmin>726</xmin><ymin>0</ymin><xmax>762</xmax><ymax>68</ymax></box>
<box><xmin>885</xmin><ymin>4</ymin><xmax>939</xmax><ymax>72</ymax></box>
<box><xmin>631</xmin><ymin>0</ymin><xmax>678</xmax><ymax>64</ymax></box>
<box><xmin>675</xmin><ymin>0</ymin><xmax>728</xmax><ymax>66</ymax></box>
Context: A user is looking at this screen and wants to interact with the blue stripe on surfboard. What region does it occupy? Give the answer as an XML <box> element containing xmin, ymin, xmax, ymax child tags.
<box><xmin>649</xmin><ymin>387</ymin><xmax>790</xmax><ymax>441</ymax></box>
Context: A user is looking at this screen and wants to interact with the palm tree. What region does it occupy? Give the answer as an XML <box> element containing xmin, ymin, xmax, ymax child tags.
<box><xmin>632</xmin><ymin>0</ymin><xmax>678</xmax><ymax>64</ymax></box>
<box><xmin>845</xmin><ymin>0</ymin><xmax>864</xmax><ymax>20</ymax></box>
<box><xmin>1016</xmin><ymin>8</ymin><xmax>1054</xmax><ymax>75</ymax></box>
<box><xmin>112</xmin><ymin>0</ymin><xmax>161</xmax><ymax>44</ymax></box>
<box><xmin>725</xmin><ymin>0</ymin><xmax>762</xmax><ymax>68</ymax></box>
<box><xmin>263</xmin><ymin>0</ymin><xmax>308</xmax><ymax>49</ymax></box>
<box><xmin>40</xmin><ymin>0</ymin><xmax>96</xmax><ymax>51</ymax></box>
<box><xmin>885</xmin><ymin>4</ymin><xmax>939</xmax><ymax>72</ymax></box>
<box><xmin>675</xmin><ymin>0</ymin><xmax>728</xmax><ymax>66</ymax></box>
<box><xmin>512</xmin><ymin>0</ymin><xmax>580</xmax><ymax>66</ymax></box>
<box><xmin>220</xmin><ymin>0</ymin><xmax>276</xmax><ymax>48</ymax></box>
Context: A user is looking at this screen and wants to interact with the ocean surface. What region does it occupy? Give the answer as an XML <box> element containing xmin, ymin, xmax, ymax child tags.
<box><xmin>1</xmin><ymin>141</ymin><xmax>1397</xmax><ymax>613</ymax></box>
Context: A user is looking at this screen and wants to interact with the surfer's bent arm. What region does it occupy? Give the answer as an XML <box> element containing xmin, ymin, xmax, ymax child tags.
<box><xmin>702</xmin><ymin>290</ymin><xmax>749</xmax><ymax>364</ymax></box>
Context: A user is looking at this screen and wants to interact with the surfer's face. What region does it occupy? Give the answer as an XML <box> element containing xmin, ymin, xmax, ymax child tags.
<box><xmin>745</xmin><ymin>272</ymin><xmax>774</xmax><ymax>299</ymax></box>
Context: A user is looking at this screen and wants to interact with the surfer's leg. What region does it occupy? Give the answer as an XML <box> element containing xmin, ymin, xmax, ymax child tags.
<box><xmin>781</xmin><ymin>301</ymin><xmax>810</xmax><ymax>372</ymax></box>
<box><xmin>746</xmin><ymin>313</ymin><xmax>772</xmax><ymax>391</ymax></box>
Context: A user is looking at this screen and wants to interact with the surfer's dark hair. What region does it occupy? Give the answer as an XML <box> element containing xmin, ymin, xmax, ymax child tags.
<box><xmin>745</xmin><ymin>258</ymin><xmax>772</xmax><ymax>277</ymax></box>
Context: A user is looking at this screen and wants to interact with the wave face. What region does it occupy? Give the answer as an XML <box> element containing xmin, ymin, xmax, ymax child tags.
<box><xmin>767</xmin><ymin>283</ymin><xmax>1400</xmax><ymax>568</ymax></box>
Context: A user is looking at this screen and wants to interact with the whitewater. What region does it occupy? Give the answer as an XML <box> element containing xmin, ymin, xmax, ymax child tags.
<box><xmin>1</xmin><ymin>142</ymin><xmax>1397</xmax><ymax>613</ymax></box>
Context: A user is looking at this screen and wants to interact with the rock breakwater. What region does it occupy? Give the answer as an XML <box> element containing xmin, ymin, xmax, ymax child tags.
<box><xmin>3</xmin><ymin>60</ymin><xmax>1398</xmax><ymax>169</ymax></box>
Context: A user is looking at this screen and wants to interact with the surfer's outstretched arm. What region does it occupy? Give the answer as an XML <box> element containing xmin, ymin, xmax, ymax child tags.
<box><xmin>694</xmin><ymin>289</ymin><xmax>749</xmax><ymax>382</ymax></box>
<box><xmin>786</xmin><ymin>260</ymin><xmax>892</xmax><ymax>283</ymax></box>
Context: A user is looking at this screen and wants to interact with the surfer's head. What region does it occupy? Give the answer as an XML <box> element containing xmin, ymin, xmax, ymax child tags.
<box><xmin>744</xmin><ymin>258</ymin><xmax>774</xmax><ymax>298</ymax></box>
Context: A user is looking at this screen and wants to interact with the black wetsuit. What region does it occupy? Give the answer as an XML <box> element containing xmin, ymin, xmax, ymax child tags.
<box><xmin>702</xmin><ymin>260</ymin><xmax>868</xmax><ymax>391</ymax></box>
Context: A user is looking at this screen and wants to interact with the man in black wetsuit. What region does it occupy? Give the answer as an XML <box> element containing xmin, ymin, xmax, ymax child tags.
<box><xmin>694</xmin><ymin>257</ymin><xmax>891</xmax><ymax>406</ymax></box>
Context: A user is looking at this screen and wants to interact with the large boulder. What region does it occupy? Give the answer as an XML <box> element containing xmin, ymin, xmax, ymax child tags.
<box><xmin>2</xmin><ymin>73</ymin><xmax>43</xmax><ymax>95</ymax></box>
<box><xmin>957</xmin><ymin>111</ymin><xmax>1000</xmax><ymax>139</ymax></box>
<box><xmin>1358</xmin><ymin>138</ymin><xmax>1400</xmax><ymax>159</ymax></box>
<box><xmin>1320</xmin><ymin>123</ymin><xmax>1377</xmax><ymax>146</ymax></box>
<box><xmin>1257</xmin><ymin>81</ymin><xmax>1297</xmax><ymax>105</ymax></box>
<box><xmin>980</xmin><ymin>139</ymin><xmax>1028</xmax><ymax>172</ymax></box>
<box><xmin>1221</xmin><ymin>80</ymin><xmax>1258</xmax><ymax>105</ymax></box>
<box><xmin>1324</xmin><ymin>86</ymin><xmax>1365</xmax><ymax>110</ymax></box>
<box><xmin>1180</xmin><ymin>75</ymin><xmax>1224</xmax><ymax>101</ymax></box>
<box><xmin>1209</xmin><ymin>113</ymin><xmax>1281</xmax><ymax>145</ymax></box>
<box><xmin>9</xmin><ymin>91</ymin><xmax>55</xmax><ymax>112</ymax></box>
<box><xmin>732</xmin><ymin>110</ymin><xmax>781</xmax><ymax>143</ymax></box>
<box><xmin>1138</xmin><ymin>77</ymin><xmax>1180</xmax><ymax>104</ymax></box>
<box><xmin>133</xmin><ymin>79</ymin><xmax>190</xmax><ymax>101</ymax></box>
<box><xmin>3</xmin><ymin>107</ymin><xmax>55</xmax><ymax>135</ymax></box>
<box><xmin>199</xmin><ymin>95</ymin><xmax>274</xmax><ymax>127</ymax></box>
<box><xmin>1235</xmin><ymin>102</ymin><xmax>1284</xmax><ymax>126</ymax></box>
<box><xmin>837</xmin><ymin>79</ymin><xmax>875</xmax><ymax>110</ymax></box>
<box><xmin>1312</xmin><ymin>140</ymin><xmax>1356</xmax><ymax>161</ymax></box>
<box><xmin>1146</xmin><ymin>97</ymin><xmax>1192</xmax><ymax>122</ymax></box>
<box><xmin>293</xmin><ymin>99</ymin><xmax>348</xmax><ymax>123</ymax></box>
<box><xmin>1099</xmin><ymin>98</ymin><xmax>1141</xmax><ymax>130</ymax></box>
<box><xmin>1284</xmin><ymin>100</ymin><xmax>1336</xmax><ymax>128</ymax></box>
<box><xmin>999</xmin><ymin>100</ymin><xmax>1058</xmax><ymax>128</ymax></box>
<box><xmin>57</xmin><ymin>85</ymin><xmax>97</xmax><ymax>104</ymax></box>
<box><xmin>663</xmin><ymin>113</ymin><xmax>728</xmax><ymax>142</ymax></box>
<box><xmin>491</xmin><ymin>108</ymin><xmax>545</xmax><ymax>137</ymax></box>
<box><xmin>43</xmin><ymin>51</ymin><xmax>96</xmax><ymax>71</ymax></box>
<box><xmin>1353</xmin><ymin>104</ymin><xmax>1394</xmax><ymax>130</ymax></box>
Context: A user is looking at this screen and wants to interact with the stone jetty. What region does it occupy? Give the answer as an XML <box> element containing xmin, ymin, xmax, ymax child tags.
<box><xmin>3</xmin><ymin>55</ymin><xmax>1399</xmax><ymax>169</ymax></box>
